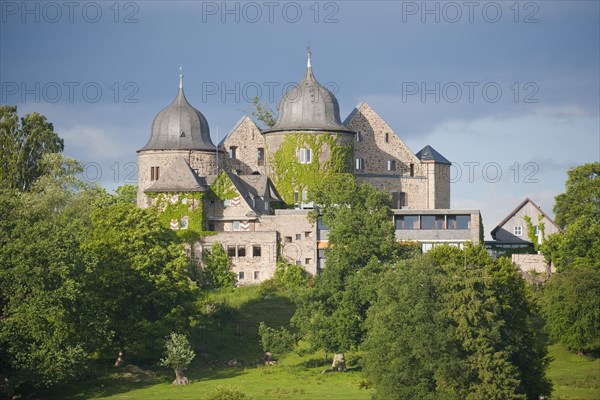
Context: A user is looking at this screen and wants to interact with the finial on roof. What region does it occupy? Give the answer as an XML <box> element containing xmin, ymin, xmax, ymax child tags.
<box><xmin>179</xmin><ymin>66</ymin><xmax>183</xmax><ymax>89</ymax></box>
<box><xmin>307</xmin><ymin>46</ymin><xmax>311</xmax><ymax>68</ymax></box>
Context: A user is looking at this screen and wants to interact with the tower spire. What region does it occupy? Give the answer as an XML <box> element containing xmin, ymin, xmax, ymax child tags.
<box><xmin>179</xmin><ymin>66</ymin><xmax>183</xmax><ymax>89</ymax></box>
<box><xmin>307</xmin><ymin>46</ymin><xmax>311</xmax><ymax>68</ymax></box>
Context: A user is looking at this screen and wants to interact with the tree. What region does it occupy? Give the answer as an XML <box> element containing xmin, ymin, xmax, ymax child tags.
<box><xmin>292</xmin><ymin>174</ymin><xmax>405</xmax><ymax>368</ymax></box>
<box><xmin>251</xmin><ymin>96</ymin><xmax>276</xmax><ymax>130</ymax></box>
<box><xmin>202</xmin><ymin>242</ymin><xmax>235</xmax><ymax>288</ymax></box>
<box><xmin>0</xmin><ymin>159</ymin><xmax>110</xmax><ymax>391</ymax></box>
<box><xmin>258</xmin><ymin>322</ymin><xmax>296</xmax><ymax>357</ymax></box>
<box><xmin>541</xmin><ymin>162</ymin><xmax>600</xmax><ymax>270</ymax></box>
<box><xmin>542</xmin><ymin>268</ymin><xmax>600</xmax><ymax>354</ymax></box>
<box><xmin>363</xmin><ymin>246</ymin><xmax>551</xmax><ymax>400</ymax></box>
<box><xmin>161</xmin><ymin>333</ymin><xmax>195</xmax><ymax>385</ymax></box>
<box><xmin>114</xmin><ymin>184</ymin><xmax>138</xmax><ymax>204</ymax></box>
<box><xmin>0</xmin><ymin>105</ymin><xmax>64</xmax><ymax>191</ymax></box>
<box><xmin>82</xmin><ymin>202</ymin><xmax>200</xmax><ymax>364</ymax></box>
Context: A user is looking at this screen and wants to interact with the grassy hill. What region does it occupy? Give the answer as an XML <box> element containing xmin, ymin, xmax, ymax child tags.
<box><xmin>42</xmin><ymin>286</ymin><xmax>599</xmax><ymax>400</ymax></box>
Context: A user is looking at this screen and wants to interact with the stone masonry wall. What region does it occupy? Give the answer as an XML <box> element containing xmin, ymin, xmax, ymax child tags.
<box><xmin>221</xmin><ymin>117</ymin><xmax>267</xmax><ymax>175</ymax></box>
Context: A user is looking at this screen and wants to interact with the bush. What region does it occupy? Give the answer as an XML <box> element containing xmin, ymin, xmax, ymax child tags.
<box><xmin>258</xmin><ymin>322</ymin><xmax>296</xmax><ymax>356</ymax></box>
<box><xmin>204</xmin><ymin>385</ymin><xmax>254</xmax><ymax>400</ymax></box>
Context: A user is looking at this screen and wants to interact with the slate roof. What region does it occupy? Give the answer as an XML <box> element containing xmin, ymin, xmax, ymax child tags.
<box><xmin>139</xmin><ymin>80</ymin><xmax>216</xmax><ymax>152</ymax></box>
<box><xmin>265</xmin><ymin>51</ymin><xmax>353</xmax><ymax>134</ymax></box>
<box><xmin>145</xmin><ymin>157</ymin><xmax>207</xmax><ymax>193</ymax></box>
<box><xmin>416</xmin><ymin>145</ymin><xmax>451</xmax><ymax>165</ymax></box>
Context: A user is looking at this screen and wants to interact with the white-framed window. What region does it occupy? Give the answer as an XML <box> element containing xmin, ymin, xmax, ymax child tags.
<box><xmin>254</xmin><ymin>271</ymin><xmax>260</xmax><ymax>280</ymax></box>
<box><xmin>355</xmin><ymin>158</ymin><xmax>365</xmax><ymax>170</ymax></box>
<box><xmin>298</xmin><ymin>148</ymin><xmax>312</xmax><ymax>164</ymax></box>
<box><xmin>238</xmin><ymin>271</ymin><xmax>245</xmax><ymax>280</ymax></box>
<box><xmin>180</xmin><ymin>216</ymin><xmax>189</xmax><ymax>230</ymax></box>
<box><xmin>229</xmin><ymin>146</ymin><xmax>237</xmax><ymax>159</ymax></box>
<box><xmin>356</xmin><ymin>131</ymin><xmax>361</xmax><ymax>142</ymax></box>
<box><xmin>232</xmin><ymin>220</ymin><xmax>241</xmax><ymax>231</ymax></box>
<box><xmin>534</xmin><ymin>226</ymin><xmax>540</xmax><ymax>236</ymax></box>
<box><xmin>387</xmin><ymin>160</ymin><xmax>396</xmax><ymax>171</ymax></box>
<box><xmin>514</xmin><ymin>226</ymin><xmax>522</xmax><ymax>236</ymax></box>
<box><xmin>224</xmin><ymin>199</ymin><xmax>231</xmax><ymax>207</ymax></box>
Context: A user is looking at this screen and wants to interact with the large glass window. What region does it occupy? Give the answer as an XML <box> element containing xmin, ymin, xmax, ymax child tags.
<box><xmin>227</xmin><ymin>245</ymin><xmax>236</xmax><ymax>258</ymax></box>
<box><xmin>421</xmin><ymin>215</ymin><xmax>435</xmax><ymax>229</ymax></box>
<box><xmin>396</xmin><ymin>215</ymin><xmax>419</xmax><ymax>230</ymax></box>
<box><xmin>456</xmin><ymin>215</ymin><xmax>471</xmax><ymax>229</ymax></box>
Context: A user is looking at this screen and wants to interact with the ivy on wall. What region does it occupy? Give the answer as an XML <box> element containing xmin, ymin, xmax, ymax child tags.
<box><xmin>524</xmin><ymin>214</ymin><xmax>545</xmax><ymax>251</ymax></box>
<box><xmin>208</xmin><ymin>171</ymin><xmax>238</xmax><ymax>201</ymax></box>
<box><xmin>269</xmin><ymin>132</ymin><xmax>351</xmax><ymax>205</ymax></box>
<box><xmin>149</xmin><ymin>192</ymin><xmax>214</xmax><ymax>242</ymax></box>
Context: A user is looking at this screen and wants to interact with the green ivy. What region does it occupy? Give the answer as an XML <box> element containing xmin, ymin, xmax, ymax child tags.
<box><xmin>524</xmin><ymin>214</ymin><xmax>546</xmax><ymax>251</ymax></box>
<box><xmin>208</xmin><ymin>171</ymin><xmax>238</xmax><ymax>201</ymax></box>
<box><xmin>270</xmin><ymin>132</ymin><xmax>351</xmax><ymax>205</ymax></box>
<box><xmin>151</xmin><ymin>192</ymin><xmax>213</xmax><ymax>242</ymax></box>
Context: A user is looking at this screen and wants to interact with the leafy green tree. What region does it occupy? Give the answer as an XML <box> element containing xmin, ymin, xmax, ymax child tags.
<box><xmin>0</xmin><ymin>105</ymin><xmax>64</xmax><ymax>191</ymax></box>
<box><xmin>293</xmin><ymin>174</ymin><xmax>404</xmax><ymax>365</ymax></box>
<box><xmin>114</xmin><ymin>184</ymin><xmax>138</xmax><ymax>204</ymax></box>
<box><xmin>251</xmin><ymin>96</ymin><xmax>276</xmax><ymax>130</ymax></box>
<box><xmin>0</xmin><ymin>162</ymin><xmax>110</xmax><ymax>390</ymax></box>
<box><xmin>258</xmin><ymin>322</ymin><xmax>296</xmax><ymax>357</ymax></box>
<box><xmin>554</xmin><ymin>162</ymin><xmax>600</xmax><ymax>229</ymax></box>
<box><xmin>202</xmin><ymin>242</ymin><xmax>235</xmax><ymax>288</ymax></box>
<box><xmin>273</xmin><ymin>259</ymin><xmax>310</xmax><ymax>296</ymax></box>
<box><xmin>161</xmin><ymin>333</ymin><xmax>196</xmax><ymax>385</ymax></box>
<box><xmin>82</xmin><ymin>202</ymin><xmax>200</xmax><ymax>364</ymax></box>
<box><xmin>541</xmin><ymin>162</ymin><xmax>600</xmax><ymax>271</ymax></box>
<box><xmin>542</xmin><ymin>268</ymin><xmax>600</xmax><ymax>354</ymax></box>
<box><xmin>363</xmin><ymin>246</ymin><xmax>551</xmax><ymax>400</ymax></box>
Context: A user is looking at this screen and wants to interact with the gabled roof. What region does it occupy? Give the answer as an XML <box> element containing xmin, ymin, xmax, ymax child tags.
<box><xmin>342</xmin><ymin>101</ymin><xmax>366</xmax><ymax>126</ymax></box>
<box><xmin>490</xmin><ymin>197</ymin><xmax>561</xmax><ymax>239</ymax></box>
<box><xmin>145</xmin><ymin>157</ymin><xmax>207</xmax><ymax>193</ymax></box>
<box><xmin>218</xmin><ymin>116</ymin><xmax>256</xmax><ymax>148</ymax></box>
<box><xmin>416</xmin><ymin>145</ymin><xmax>451</xmax><ymax>165</ymax></box>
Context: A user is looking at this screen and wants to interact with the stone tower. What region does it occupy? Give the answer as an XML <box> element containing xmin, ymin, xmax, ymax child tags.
<box><xmin>137</xmin><ymin>70</ymin><xmax>223</xmax><ymax>207</ymax></box>
<box><xmin>263</xmin><ymin>49</ymin><xmax>355</xmax><ymax>205</ymax></box>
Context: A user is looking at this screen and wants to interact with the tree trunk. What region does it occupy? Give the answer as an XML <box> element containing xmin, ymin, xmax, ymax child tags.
<box><xmin>331</xmin><ymin>353</ymin><xmax>346</xmax><ymax>372</ymax></box>
<box><xmin>172</xmin><ymin>369</ymin><xmax>189</xmax><ymax>385</ymax></box>
<box><xmin>114</xmin><ymin>349</ymin><xmax>125</xmax><ymax>367</ymax></box>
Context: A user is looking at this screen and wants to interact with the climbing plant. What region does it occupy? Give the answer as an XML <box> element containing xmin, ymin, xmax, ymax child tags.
<box><xmin>269</xmin><ymin>132</ymin><xmax>351</xmax><ymax>205</ymax></box>
<box><xmin>524</xmin><ymin>214</ymin><xmax>545</xmax><ymax>251</ymax></box>
<box><xmin>150</xmin><ymin>192</ymin><xmax>210</xmax><ymax>241</ymax></box>
<box><xmin>207</xmin><ymin>171</ymin><xmax>238</xmax><ymax>201</ymax></box>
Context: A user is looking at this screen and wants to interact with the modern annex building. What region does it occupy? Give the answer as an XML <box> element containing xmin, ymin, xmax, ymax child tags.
<box><xmin>136</xmin><ymin>51</ymin><xmax>481</xmax><ymax>284</ymax></box>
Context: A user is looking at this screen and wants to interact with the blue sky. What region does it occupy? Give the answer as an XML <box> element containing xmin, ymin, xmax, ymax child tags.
<box><xmin>1</xmin><ymin>1</ymin><xmax>599</xmax><ymax>238</ymax></box>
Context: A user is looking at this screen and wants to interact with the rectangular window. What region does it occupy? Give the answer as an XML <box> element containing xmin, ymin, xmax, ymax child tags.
<box><xmin>456</xmin><ymin>215</ymin><xmax>471</xmax><ymax>230</ymax></box>
<box><xmin>232</xmin><ymin>220</ymin><xmax>241</xmax><ymax>231</ymax></box>
<box><xmin>385</xmin><ymin>132</ymin><xmax>389</xmax><ymax>143</ymax></box>
<box><xmin>264</xmin><ymin>200</ymin><xmax>269</xmax><ymax>211</ymax></box>
<box><xmin>298</xmin><ymin>148</ymin><xmax>312</xmax><ymax>164</ymax></box>
<box><xmin>435</xmin><ymin>215</ymin><xmax>445</xmax><ymax>229</ymax></box>
<box><xmin>409</xmin><ymin>163</ymin><xmax>415</xmax><ymax>177</ymax></box>
<box><xmin>355</xmin><ymin>158</ymin><xmax>365</xmax><ymax>170</ymax></box>
<box><xmin>356</xmin><ymin>131</ymin><xmax>361</xmax><ymax>142</ymax></box>
<box><xmin>295</xmin><ymin>233</ymin><xmax>301</xmax><ymax>241</ymax></box>
<box><xmin>150</xmin><ymin>166</ymin><xmax>160</xmax><ymax>181</ymax></box>
<box><xmin>296</xmin><ymin>260</ymin><xmax>302</xmax><ymax>266</ymax></box>
<box><xmin>387</xmin><ymin>160</ymin><xmax>396</xmax><ymax>171</ymax></box>
<box><xmin>534</xmin><ymin>226</ymin><xmax>540</xmax><ymax>236</ymax></box>
<box><xmin>208</xmin><ymin>223</ymin><xmax>215</xmax><ymax>231</ymax></box>
<box><xmin>238</xmin><ymin>271</ymin><xmax>245</xmax><ymax>280</ymax></box>
<box><xmin>391</xmin><ymin>192</ymin><xmax>407</xmax><ymax>209</ymax></box>
<box><xmin>305</xmin><ymin>231</ymin><xmax>312</xmax><ymax>238</ymax></box>
<box><xmin>224</xmin><ymin>199</ymin><xmax>231</xmax><ymax>207</ymax></box>
<box><xmin>253</xmin><ymin>245</ymin><xmax>261</xmax><ymax>257</ymax></box>
<box><xmin>254</xmin><ymin>271</ymin><xmax>260</xmax><ymax>280</ymax></box>
<box><xmin>395</xmin><ymin>215</ymin><xmax>419</xmax><ymax>230</ymax></box>
<box><xmin>305</xmin><ymin>258</ymin><xmax>311</xmax><ymax>265</ymax></box>
<box><xmin>294</xmin><ymin>191</ymin><xmax>299</xmax><ymax>204</ymax></box>
<box><xmin>227</xmin><ymin>245</ymin><xmax>236</xmax><ymax>258</ymax></box>
<box><xmin>514</xmin><ymin>226</ymin><xmax>522</xmax><ymax>236</ymax></box>
<box><xmin>302</xmin><ymin>190</ymin><xmax>308</xmax><ymax>202</ymax></box>
<box><xmin>421</xmin><ymin>215</ymin><xmax>435</xmax><ymax>230</ymax></box>
<box><xmin>447</xmin><ymin>216</ymin><xmax>456</xmax><ymax>229</ymax></box>
<box><xmin>284</xmin><ymin>236</ymin><xmax>292</xmax><ymax>243</ymax></box>
<box><xmin>257</xmin><ymin>147</ymin><xmax>265</xmax><ymax>166</ymax></box>
<box><xmin>229</xmin><ymin>146</ymin><xmax>237</xmax><ymax>159</ymax></box>
<box><xmin>238</xmin><ymin>246</ymin><xmax>246</xmax><ymax>257</ymax></box>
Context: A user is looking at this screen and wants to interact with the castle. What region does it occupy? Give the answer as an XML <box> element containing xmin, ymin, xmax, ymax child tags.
<box><xmin>137</xmin><ymin>51</ymin><xmax>481</xmax><ymax>283</ymax></box>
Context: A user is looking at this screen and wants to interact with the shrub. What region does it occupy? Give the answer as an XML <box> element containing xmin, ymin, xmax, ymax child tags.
<box><xmin>258</xmin><ymin>322</ymin><xmax>296</xmax><ymax>356</ymax></box>
<box><xmin>204</xmin><ymin>385</ymin><xmax>254</xmax><ymax>400</ymax></box>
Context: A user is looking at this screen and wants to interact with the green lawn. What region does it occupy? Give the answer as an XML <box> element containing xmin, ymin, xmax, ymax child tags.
<box><xmin>547</xmin><ymin>344</ymin><xmax>600</xmax><ymax>400</ymax></box>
